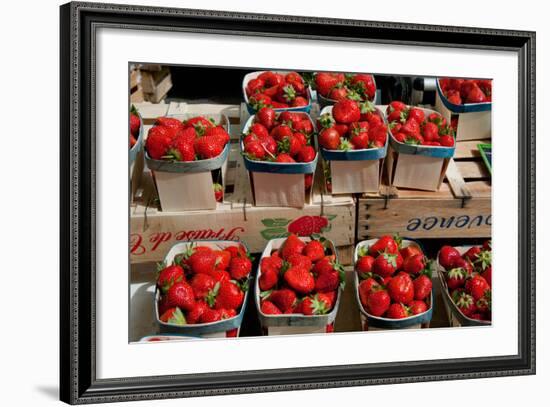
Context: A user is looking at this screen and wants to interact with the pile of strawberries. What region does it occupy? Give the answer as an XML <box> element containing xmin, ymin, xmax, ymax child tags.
<box><xmin>386</xmin><ymin>102</ymin><xmax>455</xmax><ymax>147</ymax></box>
<box><xmin>258</xmin><ymin>234</ymin><xmax>344</xmax><ymax>316</ymax></box>
<box><xmin>439</xmin><ymin>78</ymin><xmax>492</xmax><ymax>105</ymax></box>
<box><xmin>156</xmin><ymin>243</ymin><xmax>252</xmax><ymax>328</ymax></box>
<box><xmin>129</xmin><ymin>107</ymin><xmax>141</xmax><ymax>149</ymax></box>
<box><xmin>315</xmin><ymin>72</ymin><xmax>376</xmax><ymax>102</ymax></box>
<box><xmin>318</xmin><ymin>100</ymin><xmax>388</xmax><ymax>151</ymax></box>
<box><xmin>145</xmin><ymin>116</ymin><xmax>230</xmax><ymax>161</ymax></box>
<box><xmin>356</xmin><ymin>236</ymin><xmax>432</xmax><ymax>319</ymax></box>
<box><xmin>245</xmin><ymin>71</ymin><xmax>309</xmax><ymax>110</ymax></box>
<box><xmin>438</xmin><ymin>241</ymin><xmax>492</xmax><ymax>322</ymax></box>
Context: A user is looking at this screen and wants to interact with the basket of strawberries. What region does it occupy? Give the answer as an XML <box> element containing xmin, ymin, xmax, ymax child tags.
<box><xmin>435</xmin><ymin>78</ymin><xmax>492</xmax><ymax>141</ymax></box>
<box><xmin>255</xmin><ymin>234</ymin><xmax>344</xmax><ymax>335</ymax></box>
<box><xmin>154</xmin><ymin>240</ymin><xmax>253</xmax><ymax>338</ymax></box>
<box><xmin>436</xmin><ymin>241</ymin><xmax>492</xmax><ymax>326</ymax></box>
<box><xmin>316</xmin><ymin>99</ymin><xmax>388</xmax><ymax>194</ymax></box>
<box><xmin>354</xmin><ymin>236</ymin><xmax>433</xmax><ymax>330</ymax></box>
<box><xmin>313</xmin><ymin>72</ymin><xmax>376</xmax><ymax>109</ymax></box>
<box><xmin>243</xmin><ymin>71</ymin><xmax>312</xmax><ymax>114</ymax></box>
<box><xmin>241</xmin><ymin>108</ymin><xmax>318</xmax><ymax>207</ymax></box>
<box><xmin>129</xmin><ymin>105</ymin><xmax>143</xmax><ymax>164</ymax></box>
<box><xmin>144</xmin><ymin>114</ymin><xmax>231</xmax><ymax>211</ymax></box>
<box><xmin>385</xmin><ymin>102</ymin><xmax>456</xmax><ymax>191</ymax></box>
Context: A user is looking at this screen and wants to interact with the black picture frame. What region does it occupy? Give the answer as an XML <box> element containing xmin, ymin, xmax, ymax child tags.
<box><xmin>60</xmin><ymin>1</ymin><xmax>536</xmax><ymax>404</ymax></box>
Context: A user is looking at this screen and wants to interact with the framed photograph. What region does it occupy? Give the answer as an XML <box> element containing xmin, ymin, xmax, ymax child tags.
<box><xmin>60</xmin><ymin>1</ymin><xmax>535</xmax><ymax>404</ymax></box>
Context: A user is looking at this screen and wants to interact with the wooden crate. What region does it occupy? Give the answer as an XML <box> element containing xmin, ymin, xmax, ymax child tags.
<box><xmin>357</xmin><ymin>139</ymin><xmax>491</xmax><ymax>239</ymax></box>
<box><xmin>130</xmin><ymin>69</ymin><xmax>144</xmax><ymax>103</ymax></box>
<box><xmin>130</xmin><ymin>101</ymin><xmax>356</xmax><ymax>263</ymax></box>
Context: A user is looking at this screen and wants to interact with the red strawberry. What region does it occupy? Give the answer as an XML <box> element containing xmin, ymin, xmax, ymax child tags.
<box><xmin>194</xmin><ymin>135</ymin><xmax>223</xmax><ymax>159</ymax></box>
<box><xmin>386</xmin><ymin>303</ymin><xmax>409</xmax><ymax>319</ymax></box>
<box><xmin>201</xmin><ymin>307</ymin><xmax>222</xmax><ymax>323</ymax></box>
<box><xmin>213</xmin><ymin>250</ymin><xmax>231</xmax><ymax>270</ymax></box>
<box><xmin>439</xmin><ymin>135</ymin><xmax>454</xmax><ymax>147</ymax></box>
<box><xmin>386</xmin><ymin>101</ymin><xmax>407</xmax><ymax>114</ymax></box>
<box><xmin>452</xmin><ymin>257</ymin><xmax>473</xmax><ymax>275</ymax></box>
<box><xmin>356</xmin><ymin>255</ymin><xmax>375</xmax><ymax>278</ymax></box>
<box><xmin>315</xmin><ymin>267</ymin><xmax>342</xmax><ymax>293</ymax></box>
<box><xmin>409</xmin><ymin>300</ymin><xmax>428</xmax><ymax>315</ymax></box>
<box><xmin>166</xmin><ymin>135</ymin><xmax>195</xmax><ymax>161</ymax></box>
<box><xmin>315</xmin><ymin>72</ymin><xmax>344</xmax><ymax>97</ymax></box>
<box><xmin>130</xmin><ymin>113</ymin><xmax>141</xmax><ymax>136</ymax></box>
<box><xmin>296</xmin><ymin>145</ymin><xmax>316</xmax><ymax>163</ymax></box>
<box><xmin>358</xmin><ymin>277</ymin><xmax>380</xmax><ymax>307</ymax></box>
<box><xmin>190</xmin><ymin>273</ymin><xmax>216</xmax><ymax>301</ymax></box>
<box><xmin>319</xmin><ymin>128</ymin><xmax>341</xmax><ymax>150</ymax></box>
<box><xmin>188</xmin><ymin>250</ymin><xmax>217</xmax><ymax>275</ymax></box>
<box><xmin>329</xmin><ymin>86</ymin><xmax>348</xmax><ymax>101</ymax></box>
<box><xmin>165</xmin><ymin>281</ymin><xmax>195</xmax><ymax>311</ymax></box>
<box><xmin>259</xmin><ymin>268</ymin><xmax>279</xmax><ymax>291</ymax></box>
<box><xmin>301</xmin><ymin>294</ymin><xmax>331</xmax><ymax>315</ymax></box>
<box><xmin>466</xmin><ymin>84</ymin><xmax>487</xmax><ymax>103</ymax></box>
<box><xmin>229</xmin><ymin>256</ymin><xmax>252</xmax><ymax>280</ymax></box>
<box><xmin>244</xmin><ymin>141</ymin><xmax>267</xmax><ymax>160</ymax></box>
<box><xmin>159</xmin><ymin>307</ymin><xmax>186</xmax><ymax>325</ymax></box>
<box><xmin>220</xmin><ymin>308</ymin><xmax>237</xmax><ymax>320</ymax></box>
<box><xmin>387</xmin><ymin>273</ymin><xmax>414</xmax><ymax>304</ymax></box>
<box><xmin>270</xmin><ymin>124</ymin><xmax>293</xmax><ymax>141</ymax></box>
<box><xmin>368</xmin><ymin>236</ymin><xmax>399</xmax><ymax>256</ymax></box>
<box><xmin>465</xmin><ymin>275</ymin><xmax>490</xmax><ymax>301</ymax></box>
<box><xmin>275</xmin><ymin>153</ymin><xmax>295</xmax><ymax>163</ymax></box>
<box><xmin>249</xmin><ymin>123</ymin><xmax>270</xmax><ymax>139</ymax></box>
<box><xmin>246</xmin><ymin>77</ymin><xmax>265</xmax><ymax>95</ymax></box>
<box><xmin>287</xmin><ymin>216</ymin><xmax>328</xmax><ymax>236</ymax></box>
<box><xmin>366</xmin><ymin>289</ymin><xmax>391</xmax><ymax>316</ymax></box>
<box><xmin>257</xmin><ymin>107</ymin><xmax>276</xmax><ymax>129</ymax></box>
<box><xmin>408</xmin><ymin>108</ymin><xmax>425</xmax><ymax>123</ymax></box>
<box><xmin>261</xmin><ymin>300</ymin><xmax>282</xmax><ymax>315</ymax></box>
<box><xmin>213</xmin><ymin>280</ymin><xmax>244</xmax><ymax>310</ymax></box>
<box><xmin>249</xmin><ymin>93</ymin><xmax>272</xmax><ymax>110</ymax></box>
<box><xmin>422</xmin><ymin>121</ymin><xmax>439</xmax><ymax>141</ymax></box>
<box><xmin>332</xmin><ymin>100</ymin><xmax>361</xmax><ymax>124</ymax></box>
<box><xmin>373</xmin><ymin>252</ymin><xmax>398</xmax><ymax>278</ymax></box>
<box><xmin>146</xmin><ymin>126</ymin><xmax>174</xmax><ymax>159</ymax></box>
<box><xmin>213</xmin><ymin>183</ymin><xmax>223</xmax><ymax>202</ymax></box>
<box><xmin>210</xmin><ymin>269</ymin><xmax>231</xmax><ymax>284</ymax></box>
<box><xmin>287</xmin><ymin>254</ymin><xmax>312</xmax><ymax>271</ymax></box>
<box><xmin>186</xmin><ymin>301</ymin><xmax>208</xmax><ymax>324</ymax></box>
<box><xmin>400</xmin><ymin>245</ymin><xmax>423</xmax><ymax>260</ymax></box>
<box><xmin>185</xmin><ymin>116</ymin><xmax>215</xmax><ymax>131</ymax></box>
<box><xmin>413</xmin><ymin>274</ymin><xmax>432</xmax><ymax>300</ymax></box>
<box><xmin>293</xmin><ymin>119</ymin><xmax>314</xmax><ymax>135</ymax></box>
<box><xmin>156</xmin><ymin>117</ymin><xmax>184</xmax><ymax>130</ymax></box>
<box><xmin>350</xmin><ymin>74</ymin><xmax>376</xmax><ymax>99</ymax></box>
<box><xmin>481</xmin><ymin>266</ymin><xmax>492</xmax><ymax>287</ymax></box>
<box><xmin>284</xmin><ymin>266</ymin><xmax>314</xmax><ymax>294</ymax></box>
<box><xmin>157</xmin><ymin>264</ymin><xmax>185</xmax><ymax>294</ymax></box>
<box><xmin>438</xmin><ymin>246</ymin><xmax>461</xmax><ymax>270</ymax></box>
<box><xmin>292</xmin><ymin>96</ymin><xmax>308</xmax><ymax>107</ymax></box>
<box><xmin>463</xmin><ymin>246</ymin><xmax>482</xmax><ymax>263</ymax></box>
<box><xmin>403</xmin><ymin>254</ymin><xmax>426</xmax><ymax>275</ymax></box>
<box><xmin>261</xmin><ymin>255</ymin><xmax>282</xmax><ymax>273</ymax></box>
<box><xmin>350</xmin><ymin>132</ymin><xmax>370</xmax><ymax>150</ymax></box>
<box><xmin>312</xmin><ymin>256</ymin><xmax>336</xmax><ymax>276</ymax></box>
<box><xmin>446</xmin><ymin>267</ymin><xmax>466</xmax><ymax>290</ymax></box>
<box><xmin>269</xmin><ymin>289</ymin><xmax>297</xmax><ymax>312</ymax></box>
<box><xmin>453</xmin><ymin>291</ymin><xmax>476</xmax><ymax>317</ymax></box>
<box><xmin>303</xmin><ymin>240</ymin><xmax>325</xmax><ymax>262</ymax></box>
<box><xmin>278</xmin><ymin>134</ymin><xmax>302</xmax><ymax>156</ymax></box>
<box><xmin>280</xmin><ymin>234</ymin><xmax>306</xmax><ymax>259</ymax></box>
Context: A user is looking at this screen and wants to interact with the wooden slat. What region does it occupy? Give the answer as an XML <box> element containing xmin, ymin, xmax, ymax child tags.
<box><xmin>445</xmin><ymin>159</ymin><xmax>472</xmax><ymax>199</ymax></box>
<box><xmin>454</xmin><ymin>140</ymin><xmax>484</xmax><ymax>159</ymax></box>
<box><xmin>455</xmin><ymin>160</ymin><xmax>489</xmax><ymax>179</ymax></box>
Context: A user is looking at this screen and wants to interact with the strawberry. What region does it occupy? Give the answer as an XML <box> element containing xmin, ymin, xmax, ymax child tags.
<box><xmin>373</xmin><ymin>252</ymin><xmax>398</xmax><ymax>277</ymax></box>
<box><xmin>194</xmin><ymin>135</ymin><xmax>224</xmax><ymax>159</ymax></box>
<box><xmin>463</xmin><ymin>246</ymin><xmax>482</xmax><ymax>262</ymax></box>
<box><xmin>386</xmin><ymin>101</ymin><xmax>407</xmax><ymax>114</ymax></box>
<box><xmin>293</xmin><ymin>119</ymin><xmax>314</xmax><ymax>135</ymax></box>
<box><xmin>413</xmin><ymin>274</ymin><xmax>432</xmax><ymax>301</ymax></box>
<box><xmin>315</xmin><ymin>72</ymin><xmax>344</xmax><ymax>97</ymax></box>
<box><xmin>186</xmin><ymin>301</ymin><xmax>208</xmax><ymax>324</ymax></box>
<box><xmin>201</xmin><ymin>307</ymin><xmax>222</xmax><ymax>323</ymax></box>
<box><xmin>312</xmin><ymin>256</ymin><xmax>336</xmax><ymax>276</ymax></box>
<box><xmin>165</xmin><ymin>281</ymin><xmax>195</xmax><ymax>311</ymax></box>
<box><xmin>358</xmin><ymin>277</ymin><xmax>380</xmax><ymax>307</ymax></box>
<box><xmin>188</xmin><ymin>250</ymin><xmax>217</xmax><ymax>275</ymax></box>
<box><xmin>453</xmin><ymin>291</ymin><xmax>476</xmax><ymax>317</ymax></box>
<box><xmin>465</xmin><ymin>275</ymin><xmax>490</xmax><ymax>301</ymax></box>
<box><xmin>466</xmin><ymin>84</ymin><xmax>487</xmax><ymax>103</ymax></box>
<box><xmin>319</xmin><ymin>128</ymin><xmax>341</xmax><ymax>150</ymax></box>
<box><xmin>366</xmin><ymin>288</ymin><xmax>391</xmax><ymax>316</ymax></box>
<box><xmin>246</xmin><ymin>77</ymin><xmax>265</xmax><ymax>95</ymax></box>
<box><xmin>368</xmin><ymin>236</ymin><xmax>399</xmax><ymax>256</ymax></box>
<box><xmin>261</xmin><ymin>255</ymin><xmax>283</xmax><ymax>273</ymax></box>
<box><xmin>229</xmin><ymin>256</ymin><xmax>252</xmax><ymax>280</ymax></box>
<box><xmin>268</xmin><ymin>288</ymin><xmax>297</xmax><ymax>312</ymax></box>
<box><xmin>220</xmin><ymin>308</ymin><xmax>237</xmax><ymax>320</ymax></box>
<box><xmin>292</xmin><ymin>96</ymin><xmax>308</xmax><ymax>107</ymax></box>
<box><xmin>155</xmin><ymin>117</ymin><xmax>184</xmax><ymax>130</ymax></box>
<box><xmin>261</xmin><ymin>300</ymin><xmax>282</xmax><ymax>315</ymax></box>
<box><xmin>212</xmin><ymin>250</ymin><xmax>231</xmax><ymax>270</ymax></box>
<box><xmin>185</xmin><ymin>116</ymin><xmax>215</xmax><ymax>131</ymax></box>
<box><xmin>422</xmin><ymin>121</ymin><xmax>439</xmax><ymax>141</ymax></box>
<box><xmin>386</xmin><ymin>303</ymin><xmax>409</xmax><ymax>319</ymax></box>
<box><xmin>258</xmin><ymin>71</ymin><xmax>285</xmax><ymax>87</ymax></box>
<box><xmin>452</xmin><ymin>257</ymin><xmax>473</xmax><ymax>275</ymax></box>
<box><xmin>350</xmin><ymin>74</ymin><xmax>376</xmax><ymax>100</ymax></box>
<box><xmin>287</xmin><ymin>215</ymin><xmax>329</xmax><ymax>236</ymax></box>
<box><xmin>159</xmin><ymin>307</ymin><xmax>186</xmax><ymax>325</ymax></box>
<box><xmin>408</xmin><ymin>108</ymin><xmax>425</xmax><ymax>123</ymax></box>
<box><xmin>275</xmin><ymin>153</ymin><xmax>295</xmax><ymax>163</ymax></box>
<box><xmin>249</xmin><ymin>123</ymin><xmax>270</xmax><ymax>139</ymax></box>
<box><xmin>190</xmin><ymin>273</ymin><xmax>216</xmax><ymax>301</ymax></box>
<box><xmin>296</xmin><ymin>145</ymin><xmax>316</xmax><ymax>163</ymax></box>
<box><xmin>356</xmin><ymin>255</ymin><xmax>375</xmax><ymax>278</ymax></box>
<box><xmin>157</xmin><ymin>264</ymin><xmax>185</xmax><ymax>294</ymax></box>
<box><xmin>409</xmin><ymin>300</ymin><xmax>428</xmax><ymax>315</ymax></box>
<box><xmin>259</xmin><ymin>268</ymin><xmax>279</xmax><ymax>291</ymax></box>
<box><xmin>146</xmin><ymin>126</ymin><xmax>174</xmax><ymax>159</ymax></box>
<box><xmin>278</xmin><ymin>134</ymin><xmax>302</xmax><ymax>156</ymax></box>
<box><xmin>210</xmin><ymin>269</ymin><xmax>231</xmax><ymax>284</ymax></box>
<box><xmin>304</xmin><ymin>174</ymin><xmax>313</xmax><ymax>190</ymax></box>
<box><xmin>446</xmin><ymin>267</ymin><xmax>466</xmax><ymax>290</ymax></box>
<box><xmin>315</xmin><ymin>267</ymin><xmax>342</xmax><ymax>293</ymax></box>
<box><xmin>280</xmin><ymin>234</ymin><xmax>306</xmax><ymax>259</ymax></box>
<box><xmin>287</xmin><ymin>254</ymin><xmax>312</xmax><ymax>270</ymax></box>
<box><xmin>403</xmin><ymin>254</ymin><xmax>426</xmax><ymax>275</ymax></box>
<box><xmin>284</xmin><ymin>266</ymin><xmax>314</xmax><ymax>294</ymax></box>
<box><xmin>270</xmin><ymin>124</ymin><xmax>293</xmax><ymax>141</ymax></box>
<box><xmin>387</xmin><ymin>273</ymin><xmax>414</xmax><ymax>304</ymax></box>
<box><xmin>350</xmin><ymin>131</ymin><xmax>370</xmax><ymax>149</ymax></box>
<box><xmin>257</xmin><ymin>107</ymin><xmax>276</xmax><ymax>129</ymax></box>
<box><xmin>130</xmin><ymin>113</ymin><xmax>141</xmax><ymax>136</ymax></box>
<box><xmin>166</xmin><ymin>136</ymin><xmax>195</xmax><ymax>161</ymax></box>
<box><xmin>244</xmin><ymin>141</ymin><xmax>267</xmax><ymax>160</ymax></box>
<box><xmin>332</xmin><ymin>99</ymin><xmax>361</xmax><ymax>124</ymax></box>
<box><xmin>213</xmin><ymin>280</ymin><xmax>244</xmax><ymax>310</ymax></box>
<box><xmin>481</xmin><ymin>266</ymin><xmax>492</xmax><ymax>287</ymax></box>
<box><xmin>329</xmin><ymin>86</ymin><xmax>348</xmax><ymax>101</ymax></box>
<box><xmin>439</xmin><ymin>135</ymin><xmax>455</xmax><ymax>147</ymax></box>
<box><xmin>301</xmin><ymin>294</ymin><xmax>331</xmax><ymax>315</ymax></box>
<box><xmin>303</xmin><ymin>240</ymin><xmax>325</xmax><ymax>262</ymax></box>
<box><xmin>438</xmin><ymin>246</ymin><xmax>461</xmax><ymax>270</ymax></box>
